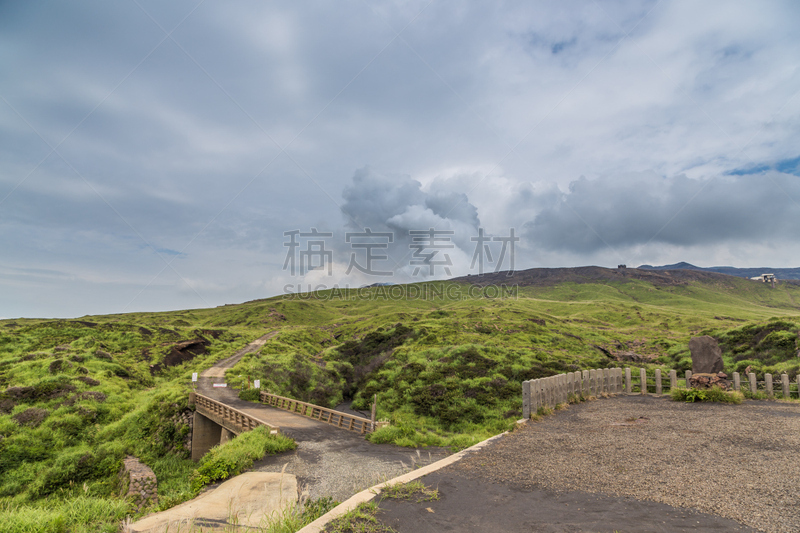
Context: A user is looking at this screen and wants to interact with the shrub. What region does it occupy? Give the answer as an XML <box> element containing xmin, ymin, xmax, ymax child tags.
<box><xmin>189</xmin><ymin>427</ymin><xmax>296</xmax><ymax>492</ymax></box>
<box><xmin>238</xmin><ymin>388</ymin><xmax>261</xmax><ymax>402</ymax></box>
<box><xmin>671</xmin><ymin>386</ymin><xmax>743</xmax><ymax>404</ymax></box>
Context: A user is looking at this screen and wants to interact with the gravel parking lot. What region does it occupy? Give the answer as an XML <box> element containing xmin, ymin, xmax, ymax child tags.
<box><xmin>453</xmin><ymin>395</ymin><xmax>800</xmax><ymax>533</ymax></box>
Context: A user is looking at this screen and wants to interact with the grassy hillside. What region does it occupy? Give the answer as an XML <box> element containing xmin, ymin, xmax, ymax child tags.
<box><xmin>1</xmin><ymin>268</ymin><xmax>799</xmax><ymax>530</ymax></box>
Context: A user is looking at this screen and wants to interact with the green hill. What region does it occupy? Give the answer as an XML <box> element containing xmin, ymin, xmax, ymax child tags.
<box><xmin>1</xmin><ymin>267</ymin><xmax>799</xmax><ymax>531</ymax></box>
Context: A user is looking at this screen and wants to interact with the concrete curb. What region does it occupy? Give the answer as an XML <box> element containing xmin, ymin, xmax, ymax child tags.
<box><xmin>296</xmin><ymin>431</ymin><xmax>509</xmax><ymax>533</ymax></box>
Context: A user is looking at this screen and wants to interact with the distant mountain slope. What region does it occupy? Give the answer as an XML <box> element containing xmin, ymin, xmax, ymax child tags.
<box><xmin>450</xmin><ymin>265</ymin><xmax>751</xmax><ymax>288</ymax></box>
<box><xmin>638</xmin><ymin>262</ymin><xmax>800</xmax><ymax>280</ymax></box>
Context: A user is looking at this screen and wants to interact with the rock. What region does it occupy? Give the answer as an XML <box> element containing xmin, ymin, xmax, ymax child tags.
<box><xmin>616</xmin><ymin>351</ymin><xmax>648</xmax><ymax>363</ymax></box>
<box><xmin>689</xmin><ymin>336</ymin><xmax>724</xmax><ymax>374</ymax></box>
<box><xmin>689</xmin><ymin>372</ymin><xmax>730</xmax><ymax>390</ymax></box>
<box><xmin>119</xmin><ymin>456</ymin><xmax>158</xmax><ymax>513</ymax></box>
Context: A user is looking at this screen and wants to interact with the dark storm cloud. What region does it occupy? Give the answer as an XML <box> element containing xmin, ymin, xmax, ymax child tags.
<box><xmin>525</xmin><ymin>171</ymin><xmax>800</xmax><ymax>253</ymax></box>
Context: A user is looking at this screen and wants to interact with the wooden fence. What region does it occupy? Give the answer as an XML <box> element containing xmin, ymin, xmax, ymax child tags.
<box><xmin>522</xmin><ymin>368</ymin><xmax>800</xmax><ymax>419</ymax></box>
<box><xmin>523</xmin><ymin>368</ymin><xmax>623</xmax><ymax>418</ymax></box>
<box><xmin>192</xmin><ymin>392</ymin><xmax>280</xmax><ymax>435</ymax></box>
<box><xmin>259</xmin><ymin>391</ymin><xmax>381</xmax><ymax>434</ymax></box>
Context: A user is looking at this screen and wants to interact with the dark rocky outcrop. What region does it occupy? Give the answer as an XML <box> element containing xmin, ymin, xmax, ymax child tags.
<box><xmin>689</xmin><ymin>336</ymin><xmax>724</xmax><ymax>374</ymax></box>
<box><xmin>149</xmin><ymin>339</ymin><xmax>210</xmax><ymax>374</ymax></box>
<box><xmin>689</xmin><ymin>372</ymin><xmax>731</xmax><ymax>390</ymax></box>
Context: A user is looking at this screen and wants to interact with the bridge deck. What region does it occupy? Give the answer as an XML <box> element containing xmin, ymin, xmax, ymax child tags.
<box><xmin>195</xmin><ymin>332</ymin><xmax>373</xmax><ymax>440</ymax></box>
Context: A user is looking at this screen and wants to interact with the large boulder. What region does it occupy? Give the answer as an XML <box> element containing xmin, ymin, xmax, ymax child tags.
<box><xmin>689</xmin><ymin>336</ymin><xmax>724</xmax><ymax>374</ymax></box>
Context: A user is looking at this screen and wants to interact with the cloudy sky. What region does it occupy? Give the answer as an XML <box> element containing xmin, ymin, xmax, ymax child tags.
<box><xmin>2</xmin><ymin>1</ymin><xmax>799</xmax><ymax>318</ymax></box>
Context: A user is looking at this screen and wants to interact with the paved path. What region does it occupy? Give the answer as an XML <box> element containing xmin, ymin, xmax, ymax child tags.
<box><xmin>196</xmin><ymin>333</ymin><xmax>450</xmax><ymax>502</ymax></box>
<box><xmin>355</xmin><ymin>396</ymin><xmax>800</xmax><ymax>533</ymax></box>
<box><xmin>128</xmin><ymin>473</ymin><xmax>296</xmax><ymax>533</ymax></box>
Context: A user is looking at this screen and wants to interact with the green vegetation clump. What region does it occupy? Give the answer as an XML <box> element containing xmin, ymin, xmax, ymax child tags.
<box><xmin>190</xmin><ymin>427</ymin><xmax>296</xmax><ymax>492</ymax></box>
<box><xmin>715</xmin><ymin>318</ymin><xmax>800</xmax><ymax>379</ymax></box>
<box><xmin>1</xmin><ymin>275</ymin><xmax>800</xmax><ymax>527</ymax></box>
<box><xmin>381</xmin><ymin>480</ymin><xmax>439</xmax><ymax>502</ymax></box>
<box><xmin>258</xmin><ymin>496</ymin><xmax>339</xmax><ymax>533</ymax></box>
<box><xmin>238</xmin><ymin>388</ymin><xmax>261</xmax><ymax>402</ymax></box>
<box><xmin>671</xmin><ymin>386</ymin><xmax>743</xmax><ymax>404</ymax></box>
<box><xmin>326</xmin><ymin>501</ymin><xmax>391</xmax><ymax>533</ymax></box>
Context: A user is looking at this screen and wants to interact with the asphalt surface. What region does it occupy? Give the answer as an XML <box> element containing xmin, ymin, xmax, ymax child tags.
<box><xmin>372</xmin><ymin>468</ymin><xmax>758</xmax><ymax>533</ymax></box>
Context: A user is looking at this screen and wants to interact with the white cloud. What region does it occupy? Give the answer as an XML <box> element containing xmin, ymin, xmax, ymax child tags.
<box><xmin>2</xmin><ymin>1</ymin><xmax>799</xmax><ymax>317</ymax></box>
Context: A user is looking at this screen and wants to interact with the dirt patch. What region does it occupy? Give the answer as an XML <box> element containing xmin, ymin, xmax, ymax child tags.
<box><xmin>94</xmin><ymin>350</ymin><xmax>113</xmax><ymax>361</ymax></box>
<box><xmin>12</xmin><ymin>407</ymin><xmax>49</xmax><ymax>427</ymax></box>
<box><xmin>150</xmin><ymin>339</ymin><xmax>209</xmax><ymax>374</ymax></box>
<box><xmin>64</xmin><ymin>391</ymin><xmax>107</xmax><ymax>405</ymax></box>
<box><xmin>49</xmin><ymin>359</ymin><xmax>71</xmax><ymax>374</ymax></box>
<box><xmin>0</xmin><ymin>398</ymin><xmax>15</xmax><ymax>413</ymax></box>
<box><xmin>76</xmin><ymin>376</ymin><xmax>100</xmax><ymax>386</ymax></box>
<box><xmin>194</xmin><ymin>329</ymin><xmax>225</xmax><ymax>339</ymax></box>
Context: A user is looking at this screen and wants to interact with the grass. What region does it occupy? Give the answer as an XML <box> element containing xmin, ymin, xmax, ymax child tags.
<box><xmin>380</xmin><ymin>480</ymin><xmax>439</xmax><ymax>503</ymax></box>
<box><xmin>255</xmin><ymin>496</ymin><xmax>338</xmax><ymax>533</ymax></box>
<box><xmin>1</xmin><ymin>275</ymin><xmax>799</xmax><ymax>529</ymax></box>
<box><xmin>325</xmin><ymin>501</ymin><xmax>394</xmax><ymax>533</ymax></box>
<box><xmin>671</xmin><ymin>386</ymin><xmax>744</xmax><ymax>404</ymax></box>
<box><xmin>190</xmin><ymin>427</ymin><xmax>296</xmax><ymax>492</ymax></box>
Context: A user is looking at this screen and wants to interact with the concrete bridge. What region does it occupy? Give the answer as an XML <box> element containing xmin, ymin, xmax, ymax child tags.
<box><xmin>189</xmin><ymin>392</ymin><xmax>280</xmax><ymax>461</ymax></box>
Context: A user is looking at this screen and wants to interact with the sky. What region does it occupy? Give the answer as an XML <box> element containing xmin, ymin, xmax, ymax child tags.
<box><xmin>1</xmin><ymin>0</ymin><xmax>799</xmax><ymax>319</ymax></box>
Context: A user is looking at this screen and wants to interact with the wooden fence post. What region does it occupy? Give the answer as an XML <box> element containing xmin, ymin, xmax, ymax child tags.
<box><xmin>749</xmin><ymin>372</ymin><xmax>757</xmax><ymax>395</ymax></box>
<box><xmin>655</xmin><ymin>369</ymin><xmax>662</xmax><ymax>395</ymax></box>
<box><xmin>733</xmin><ymin>372</ymin><xmax>741</xmax><ymax>391</ymax></box>
<box><xmin>566</xmin><ymin>373</ymin><xmax>572</xmax><ymax>401</ymax></box>
<box><xmin>523</xmin><ymin>380</ymin><xmax>531</xmax><ymax>419</ymax></box>
<box><xmin>371</xmin><ymin>394</ymin><xmax>377</xmax><ymax>429</ymax></box>
<box><xmin>781</xmin><ymin>374</ymin><xmax>790</xmax><ymax>399</ymax></box>
<box><xmin>766</xmin><ymin>373</ymin><xmax>773</xmax><ymax>398</ymax></box>
<box><xmin>581</xmin><ymin>370</ymin><xmax>590</xmax><ymax>397</ymax></box>
<box><xmin>797</xmin><ymin>375</ymin><xmax>800</xmax><ymax>400</ymax></box>
<box><xmin>669</xmin><ymin>370</ymin><xmax>677</xmax><ymax>391</ymax></box>
<box><xmin>536</xmin><ymin>379</ymin><xmax>543</xmax><ymax>411</ymax></box>
<box><xmin>588</xmin><ymin>369</ymin><xmax>596</xmax><ymax>396</ymax></box>
<box><xmin>604</xmin><ymin>368</ymin><xmax>611</xmax><ymax>393</ymax></box>
<box><xmin>542</xmin><ymin>377</ymin><xmax>550</xmax><ymax>408</ymax></box>
<box><xmin>685</xmin><ymin>370</ymin><xmax>692</xmax><ymax>386</ymax></box>
<box><xmin>625</xmin><ymin>368</ymin><xmax>632</xmax><ymax>394</ymax></box>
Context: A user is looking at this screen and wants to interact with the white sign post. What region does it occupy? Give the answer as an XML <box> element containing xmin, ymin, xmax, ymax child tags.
<box><xmin>254</xmin><ymin>380</ymin><xmax>260</xmax><ymax>389</ymax></box>
<box><xmin>192</xmin><ymin>373</ymin><xmax>197</xmax><ymax>382</ymax></box>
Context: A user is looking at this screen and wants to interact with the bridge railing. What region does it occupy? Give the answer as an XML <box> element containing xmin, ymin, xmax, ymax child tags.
<box><xmin>259</xmin><ymin>391</ymin><xmax>379</xmax><ymax>434</ymax></box>
<box><xmin>192</xmin><ymin>392</ymin><xmax>280</xmax><ymax>434</ymax></box>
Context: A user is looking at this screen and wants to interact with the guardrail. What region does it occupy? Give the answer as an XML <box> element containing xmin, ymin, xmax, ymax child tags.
<box><xmin>523</xmin><ymin>368</ymin><xmax>623</xmax><ymax>418</ymax></box>
<box><xmin>259</xmin><ymin>391</ymin><xmax>380</xmax><ymax>434</ymax></box>
<box><xmin>192</xmin><ymin>392</ymin><xmax>280</xmax><ymax>435</ymax></box>
<box><xmin>522</xmin><ymin>368</ymin><xmax>800</xmax><ymax>419</ymax></box>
